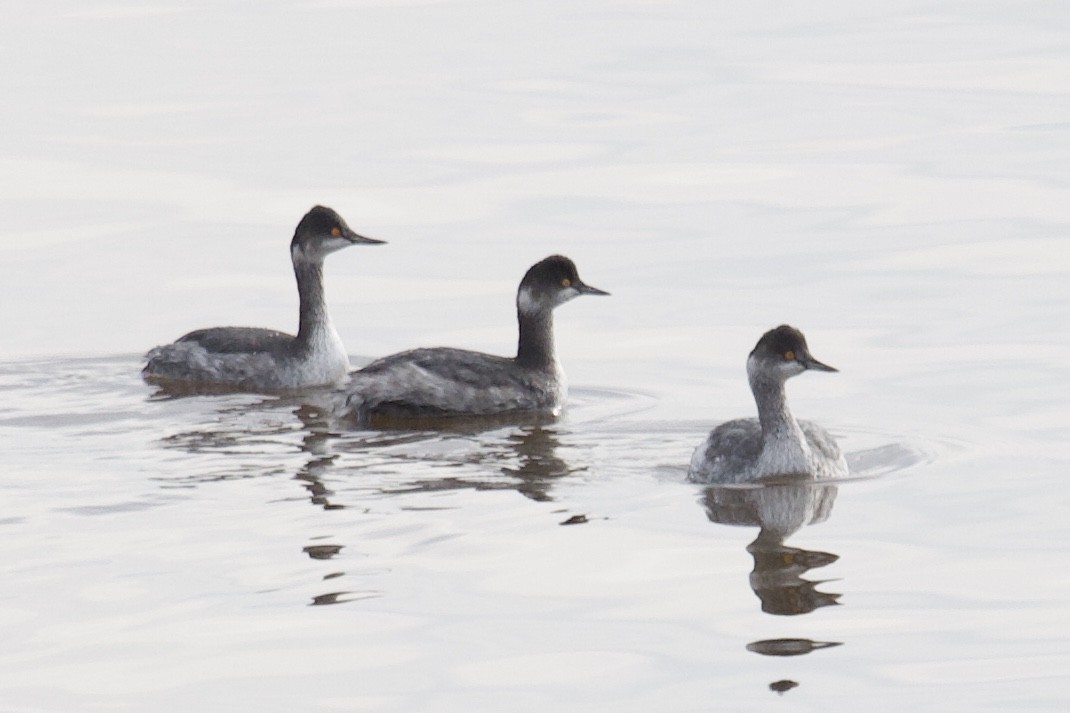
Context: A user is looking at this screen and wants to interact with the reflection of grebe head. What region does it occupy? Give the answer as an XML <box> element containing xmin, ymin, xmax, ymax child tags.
<box><xmin>702</xmin><ymin>482</ymin><xmax>841</xmax><ymax>615</ymax></box>
<box><xmin>748</xmin><ymin>540</ymin><xmax>842</xmax><ymax>615</ymax></box>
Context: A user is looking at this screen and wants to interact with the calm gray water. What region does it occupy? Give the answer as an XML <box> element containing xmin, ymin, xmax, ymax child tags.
<box><xmin>2</xmin><ymin>1</ymin><xmax>1068</xmax><ymax>711</ymax></box>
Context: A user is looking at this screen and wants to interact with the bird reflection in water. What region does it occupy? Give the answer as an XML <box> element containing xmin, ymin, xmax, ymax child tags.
<box><xmin>500</xmin><ymin>427</ymin><xmax>575</xmax><ymax>502</ymax></box>
<box><xmin>293</xmin><ymin>406</ymin><xmax>347</xmax><ymax>510</ymax></box>
<box><xmin>385</xmin><ymin>425</ymin><xmax>581</xmax><ymax>504</ymax></box>
<box><xmin>291</xmin><ymin>411</ymin><xmax>584</xmax><ymax>606</ymax></box>
<box><xmin>292</xmin><ymin>405</ymin><xmax>380</xmax><ymax>605</ymax></box>
<box><xmin>701</xmin><ymin>479</ymin><xmax>843</xmax><ymax>693</ymax></box>
<box><xmin>702</xmin><ymin>480</ymin><xmax>840</xmax><ymax>615</ymax></box>
<box><xmin>293</xmin><ymin>447</ymin><xmax>363</xmax><ymax>603</ymax></box>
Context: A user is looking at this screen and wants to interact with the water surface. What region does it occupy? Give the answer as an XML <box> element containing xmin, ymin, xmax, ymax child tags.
<box><xmin>1</xmin><ymin>1</ymin><xmax>1068</xmax><ymax>711</ymax></box>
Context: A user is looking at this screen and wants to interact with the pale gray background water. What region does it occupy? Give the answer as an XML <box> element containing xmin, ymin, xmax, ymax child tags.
<box><xmin>1</xmin><ymin>1</ymin><xmax>1068</xmax><ymax>711</ymax></box>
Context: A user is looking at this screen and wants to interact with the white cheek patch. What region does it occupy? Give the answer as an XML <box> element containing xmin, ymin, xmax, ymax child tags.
<box><xmin>322</xmin><ymin>236</ymin><xmax>352</xmax><ymax>254</ymax></box>
<box><xmin>517</xmin><ymin>286</ymin><xmax>540</xmax><ymax>315</ymax></box>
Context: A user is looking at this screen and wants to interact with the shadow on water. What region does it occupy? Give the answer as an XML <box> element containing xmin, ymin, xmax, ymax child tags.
<box><xmin>701</xmin><ymin>479</ymin><xmax>843</xmax><ymax>696</ymax></box>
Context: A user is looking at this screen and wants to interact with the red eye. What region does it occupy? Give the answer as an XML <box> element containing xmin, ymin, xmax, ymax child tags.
<box><xmin>783</xmin><ymin>351</ymin><xmax>795</xmax><ymax>361</ymax></box>
<box><xmin>330</xmin><ymin>226</ymin><xmax>341</xmax><ymax>237</ymax></box>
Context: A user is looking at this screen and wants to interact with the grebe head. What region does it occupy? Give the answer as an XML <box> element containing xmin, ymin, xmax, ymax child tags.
<box><xmin>747</xmin><ymin>324</ymin><xmax>837</xmax><ymax>384</ymax></box>
<box><xmin>291</xmin><ymin>205</ymin><xmax>385</xmax><ymax>263</ymax></box>
<box><xmin>516</xmin><ymin>255</ymin><xmax>609</xmax><ymax>316</ymax></box>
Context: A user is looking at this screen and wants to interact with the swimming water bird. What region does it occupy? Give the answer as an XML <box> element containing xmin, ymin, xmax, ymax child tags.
<box><xmin>142</xmin><ymin>205</ymin><xmax>384</xmax><ymax>392</ymax></box>
<box><xmin>688</xmin><ymin>325</ymin><xmax>847</xmax><ymax>484</ymax></box>
<box><xmin>338</xmin><ymin>255</ymin><xmax>608</xmax><ymax>425</ymax></box>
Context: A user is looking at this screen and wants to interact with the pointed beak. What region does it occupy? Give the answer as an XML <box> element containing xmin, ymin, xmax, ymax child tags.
<box><xmin>345</xmin><ymin>228</ymin><xmax>386</xmax><ymax>246</ymax></box>
<box><xmin>801</xmin><ymin>354</ymin><xmax>838</xmax><ymax>372</ymax></box>
<box><xmin>576</xmin><ymin>281</ymin><xmax>610</xmax><ymax>296</ymax></box>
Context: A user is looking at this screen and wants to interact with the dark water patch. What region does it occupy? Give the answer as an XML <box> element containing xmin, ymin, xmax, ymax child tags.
<box><xmin>309</xmin><ymin>590</ymin><xmax>381</xmax><ymax>606</ymax></box>
<box><xmin>303</xmin><ymin>544</ymin><xmax>344</xmax><ymax>560</ymax></box>
<box><xmin>747</xmin><ymin>639</ymin><xmax>843</xmax><ymax>656</ymax></box>
<box><xmin>327</xmin><ymin>385</ymin><xmax>655</xmax><ymax>434</ymax></box>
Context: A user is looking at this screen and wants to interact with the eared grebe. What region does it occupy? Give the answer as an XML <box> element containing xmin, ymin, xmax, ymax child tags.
<box><xmin>338</xmin><ymin>255</ymin><xmax>608</xmax><ymax>425</ymax></box>
<box><xmin>142</xmin><ymin>205</ymin><xmax>384</xmax><ymax>392</ymax></box>
<box><xmin>688</xmin><ymin>325</ymin><xmax>847</xmax><ymax>484</ymax></box>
